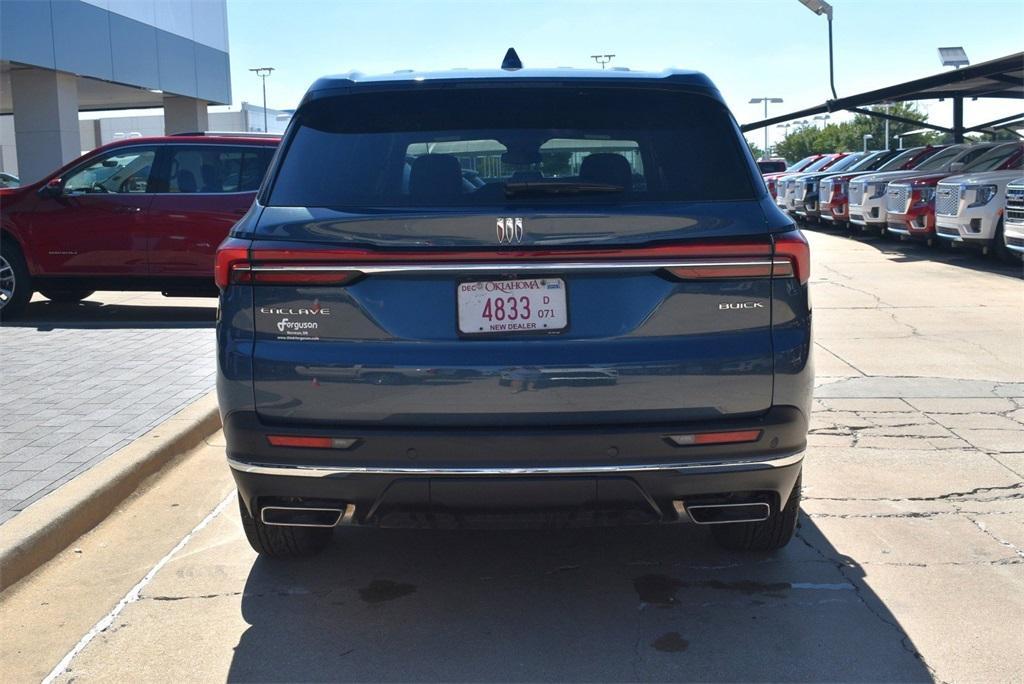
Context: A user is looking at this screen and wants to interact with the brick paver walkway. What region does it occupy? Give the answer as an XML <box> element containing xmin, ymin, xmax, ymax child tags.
<box><xmin>0</xmin><ymin>293</ymin><xmax>217</xmax><ymax>524</ymax></box>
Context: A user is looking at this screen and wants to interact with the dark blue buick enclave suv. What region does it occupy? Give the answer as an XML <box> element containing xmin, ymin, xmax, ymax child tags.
<box><xmin>216</xmin><ymin>54</ymin><xmax>812</xmax><ymax>557</ymax></box>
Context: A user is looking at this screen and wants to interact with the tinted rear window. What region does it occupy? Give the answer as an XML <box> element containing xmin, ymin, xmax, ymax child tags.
<box><xmin>268</xmin><ymin>87</ymin><xmax>756</xmax><ymax>208</ymax></box>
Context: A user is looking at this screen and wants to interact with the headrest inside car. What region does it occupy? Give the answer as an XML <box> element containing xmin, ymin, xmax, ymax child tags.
<box><xmin>409</xmin><ymin>154</ymin><xmax>463</xmax><ymax>201</ymax></box>
<box><xmin>579</xmin><ymin>153</ymin><xmax>632</xmax><ymax>190</ymax></box>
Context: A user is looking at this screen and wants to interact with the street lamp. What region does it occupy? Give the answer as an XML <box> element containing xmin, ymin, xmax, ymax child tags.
<box><xmin>862</xmin><ymin>133</ymin><xmax>873</xmax><ymax>152</ymax></box>
<box><xmin>875</xmin><ymin>102</ymin><xmax>894</xmax><ymax>150</ymax></box>
<box><xmin>249</xmin><ymin>67</ymin><xmax>275</xmax><ymax>132</ymax></box>
<box><xmin>750</xmin><ymin>97</ymin><xmax>784</xmax><ymax>159</ymax></box>
<box><xmin>814</xmin><ymin>114</ymin><xmax>831</xmax><ymax>127</ymax></box>
<box><xmin>797</xmin><ymin>0</ymin><xmax>837</xmax><ymax>99</ymax></box>
<box><xmin>896</xmin><ymin>128</ymin><xmax>930</xmax><ymax>149</ymax></box>
<box><xmin>590</xmin><ymin>54</ymin><xmax>615</xmax><ymax>69</ymax></box>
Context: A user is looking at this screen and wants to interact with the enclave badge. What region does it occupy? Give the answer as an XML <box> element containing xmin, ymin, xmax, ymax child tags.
<box><xmin>496</xmin><ymin>217</ymin><xmax>524</xmax><ymax>244</ymax></box>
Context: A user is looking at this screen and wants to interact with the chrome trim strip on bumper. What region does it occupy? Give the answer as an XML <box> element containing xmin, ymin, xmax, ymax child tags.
<box><xmin>227</xmin><ymin>452</ymin><xmax>805</xmax><ymax>477</ymax></box>
<box><xmin>244</xmin><ymin>259</ymin><xmax>791</xmax><ymax>277</ymax></box>
<box><xmin>886</xmin><ymin>227</ymin><xmax>911</xmax><ymax>236</ymax></box>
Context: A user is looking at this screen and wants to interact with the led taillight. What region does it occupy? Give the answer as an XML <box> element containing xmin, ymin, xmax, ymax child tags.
<box><xmin>773</xmin><ymin>230</ymin><xmax>810</xmax><ymax>284</ymax></box>
<box><xmin>214</xmin><ymin>239</ymin><xmax>251</xmax><ymax>290</ymax></box>
<box><xmin>667</xmin><ymin>430</ymin><xmax>762</xmax><ymax>446</ymax></box>
<box><xmin>664</xmin><ymin>261</ymin><xmax>775</xmax><ymax>280</ymax></box>
<box><xmin>267</xmin><ymin>435</ymin><xmax>359</xmax><ymax>449</ymax></box>
<box><xmin>232</xmin><ymin>268</ymin><xmax>361</xmax><ymax>286</ymax></box>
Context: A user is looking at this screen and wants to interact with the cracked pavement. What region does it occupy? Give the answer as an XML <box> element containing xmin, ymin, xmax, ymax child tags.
<box><xmin>1</xmin><ymin>230</ymin><xmax>1023</xmax><ymax>682</ymax></box>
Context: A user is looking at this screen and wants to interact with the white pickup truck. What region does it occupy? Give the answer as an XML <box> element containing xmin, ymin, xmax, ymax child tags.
<box><xmin>935</xmin><ymin>157</ymin><xmax>1024</xmax><ymax>260</ymax></box>
<box><xmin>1004</xmin><ymin>177</ymin><xmax>1024</xmax><ymax>256</ymax></box>
<box><xmin>848</xmin><ymin>144</ymin><xmax>996</xmax><ymax>236</ymax></box>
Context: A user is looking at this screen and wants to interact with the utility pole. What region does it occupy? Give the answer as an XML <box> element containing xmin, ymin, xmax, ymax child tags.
<box><xmin>590</xmin><ymin>54</ymin><xmax>615</xmax><ymax>69</ymax></box>
<box><xmin>249</xmin><ymin>67</ymin><xmax>275</xmax><ymax>132</ymax></box>
<box><xmin>750</xmin><ymin>97</ymin><xmax>784</xmax><ymax>159</ymax></box>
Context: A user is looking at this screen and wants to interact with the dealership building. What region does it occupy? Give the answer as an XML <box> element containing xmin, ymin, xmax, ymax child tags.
<box><xmin>0</xmin><ymin>0</ymin><xmax>231</xmax><ymax>182</ymax></box>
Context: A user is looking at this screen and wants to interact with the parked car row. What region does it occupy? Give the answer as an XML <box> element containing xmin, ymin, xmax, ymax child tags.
<box><xmin>0</xmin><ymin>133</ymin><xmax>280</xmax><ymax>317</ymax></box>
<box><xmin>764</xmin><ymin>141</ymin><xmax>1024</xmax><ymax>261</ymax></box>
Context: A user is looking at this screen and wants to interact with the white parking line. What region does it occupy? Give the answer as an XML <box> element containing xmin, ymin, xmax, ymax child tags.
<box><xmin>41</xmin><ymin>492</ymin><xmax>235</xmax><ymax>684</ymax></box>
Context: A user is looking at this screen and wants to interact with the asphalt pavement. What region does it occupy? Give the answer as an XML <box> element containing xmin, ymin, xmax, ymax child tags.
<box><xmin>1</xmin><ymin>229</ymin><xmax>1022</xmax><ymax>683</ymax></box>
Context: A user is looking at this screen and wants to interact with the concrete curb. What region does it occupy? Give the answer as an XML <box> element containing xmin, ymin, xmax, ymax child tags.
<box><xmin>0</xmin><ymin>392</ymin><xmax>221</xmax><ymax>592</ymax></box>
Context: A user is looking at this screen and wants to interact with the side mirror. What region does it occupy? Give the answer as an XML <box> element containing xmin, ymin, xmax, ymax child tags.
<box><xmin>949</xmin><ymin>162</ymin><xmax>965</xmax><ymax>173</ymax></box>
<box><xmin>38</xmin><ymin>177</ymin><xmax>64</xmax><ymax>198</ymax></box>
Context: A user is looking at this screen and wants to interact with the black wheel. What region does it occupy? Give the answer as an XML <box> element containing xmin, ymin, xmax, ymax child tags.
<box><xmin>0</xmin><ymin>238</ymin><xmax>32</xmax><ymax>319</ymax></box>
<box><xmin>39</xmin><ymin>288</ymin><xmax>95</xmax><ymax>303</ymax></box>
<box><xmin>992</xmin><ymin>220</ymin><xmax>1016</xmax><ymax>264</ymax></box>
<box><xmin>237</xmin><ymin>494</ymin><xmax>332</xmax><ymax>558</ymax></box>
<box><xmin>711</xmin><ymin>473</ymin><xmax>801</xmax><ymax>552</ymax></box>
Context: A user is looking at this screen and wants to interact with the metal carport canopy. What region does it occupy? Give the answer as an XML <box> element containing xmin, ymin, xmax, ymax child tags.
<box><xmin>740</xmin><ymin>51</ymin><xmax>1023</xmax><ymax>140</ymax></box>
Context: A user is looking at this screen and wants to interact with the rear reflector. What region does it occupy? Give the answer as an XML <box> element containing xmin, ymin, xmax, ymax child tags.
<box><xmin>666</xmin><ymin>430</ymin><xmax>762</xmax><ymax>446</ymax></box>
<box><xmin>267</xmin><ymin>435</ymin><xmax>359</xmax><ymax>449</ymax></box>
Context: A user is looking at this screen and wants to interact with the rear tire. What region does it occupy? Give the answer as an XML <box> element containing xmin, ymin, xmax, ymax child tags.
<box><xmin>237</xmin><ymin>494</ymin><xmax>333</xmax><ymax>558</ymax></box>
<box><xmin>0</xmin><ymin>239</ymin><xmax>32</xmax><ymax>320</ymax></box>
<box><xmin>711</xmin><ymin>473</ymin><xmax>801</xmax><ymax>552</ymax></box>
<box><xmin>39</xmin><ymin>288</ymin><xmax>95</xmax><ymax>303</ymax></box>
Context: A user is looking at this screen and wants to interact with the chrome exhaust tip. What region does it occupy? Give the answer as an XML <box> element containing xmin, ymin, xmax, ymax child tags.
<box><xmin>260</xmin><ymin>504</ymin><xmax>349</xmax><ymax>528</ymax></box>
<box><xmin>683</xmin><ymin>502</ymin><xmax>771</xmax><ymax>525</ymax></box>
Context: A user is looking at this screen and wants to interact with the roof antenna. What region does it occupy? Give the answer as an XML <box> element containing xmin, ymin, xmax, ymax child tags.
<box><xmin>501</xmin><ymin>47</ymin><xmax>523</xmax><ymax>71</ymax></box>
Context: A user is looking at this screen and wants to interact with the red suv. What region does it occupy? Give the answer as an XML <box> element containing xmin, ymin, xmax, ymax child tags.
<box><xmin>0</xmin><ymin>133</ymin><xmax>279</xmax><ymax>317</ymax></box>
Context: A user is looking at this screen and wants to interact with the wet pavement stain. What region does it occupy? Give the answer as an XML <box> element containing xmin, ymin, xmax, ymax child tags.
<box><xmin>634</xmin><ymin>574</ymin><xmax>685</xmax><ymax>605</ymax></box>
<box><xmin>652</xmin><ymin>631</ymin><xmax>690</xmax><ymax>652</ymax></box>
<box><xmin>634</xmin><ymin>574</ymin><xmax>791</xmax><ymax>605</ymax></box>
<box><xmin>358</xmin><ymin>579</ymin><xmax>417</xmax><ymax>604</ymax></box>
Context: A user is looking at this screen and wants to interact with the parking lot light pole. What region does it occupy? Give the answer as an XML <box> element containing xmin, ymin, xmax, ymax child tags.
<box><xmin>590</xmin><ymin>54</ymin><xmax>615</xmax><ymax>69</ymax></box>
<box><xmin>750</xmin><ymin>97</ymin><xmax>784</xmax><ymax>159</ymax></box>
<box><xmin>249</xmin><ymin>67</ymin><xmax>275</xmax><ymax>132</ymax></box>
<box><xmin>798</xmin><ymin>0</ymin><xmax>837</xmax><ymax>100</ymax></box>
<box><xmin>862</xmin><ymin>133</ymin><xmax>873</xmax><ymax>152</ymax></box>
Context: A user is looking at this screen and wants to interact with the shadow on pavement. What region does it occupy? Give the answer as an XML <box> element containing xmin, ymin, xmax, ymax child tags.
<box><xmin>1</xmin><ymin>299</ymin><xmax>215</xmax><ymax>330</ymax></box>
<box><xmin>807</xmin><ymin>223</ymin><xmax>1023</xmax><ymax>280</ymax></box>
<box><xmin>227</xmin><ymin>515</ymin><xmax>932</xmax><ymax>682</ymax></box>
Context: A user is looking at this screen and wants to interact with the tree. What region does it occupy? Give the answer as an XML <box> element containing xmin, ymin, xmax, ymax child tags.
<box><xmin>773</xmin><ymin>102</ymin><xmax>942</xmax><ymax>160</ymax></box>
<box><xmin>745</xmin><ymin>138</ymin><xmax>764</xmax><ymax>160</ymax></box>
<box><xmin>773</xmin><ymin>124</ymin><xmax>821</xmax><ymax>161</ymax></box>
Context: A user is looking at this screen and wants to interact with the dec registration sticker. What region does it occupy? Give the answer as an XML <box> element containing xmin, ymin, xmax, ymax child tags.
<box><xmin>457</xmin><ymin>278</ymin><xmax>568</xmax><ymax>335</ymax></box>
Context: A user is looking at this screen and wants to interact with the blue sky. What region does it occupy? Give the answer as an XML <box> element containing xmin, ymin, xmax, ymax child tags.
<box><xmin>225</xmin><ymin>0</ymin><xmax>1023</xmax><ymax>149</ymax></box>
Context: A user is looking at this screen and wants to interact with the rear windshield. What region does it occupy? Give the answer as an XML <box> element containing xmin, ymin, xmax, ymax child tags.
<box><xmin>267</xmin><ymin>87</ymin><xmax>756</xmax><ymax>208</ymax></box>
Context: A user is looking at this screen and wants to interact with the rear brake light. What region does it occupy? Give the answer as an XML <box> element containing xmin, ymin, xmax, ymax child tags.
<box><xmin>773</xmin><ymin>230</ymin><xmax>810</xmax><ymax>284</ymax></box>
<box><xmin>667</xmin><ymin>429</ymin><xmax>762</xmax><ymax>446</ymax></box>
<box><xmin>214</xmin><ymin>239</ymin><xmax>250</xmax><ymax>290</ymax></box>
<box><xmin>267</xmin><ymin>435</ymin><xmax>359</xmax><ymax>449</ymax></box>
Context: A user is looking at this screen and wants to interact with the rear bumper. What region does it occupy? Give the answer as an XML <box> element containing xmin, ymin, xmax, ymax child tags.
<box><xmin>226</xmin><ymin>406</ymin><xmax>807</xmax><ymax>527</ymax></box>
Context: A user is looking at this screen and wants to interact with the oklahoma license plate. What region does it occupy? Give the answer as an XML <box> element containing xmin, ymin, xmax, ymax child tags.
<box><xmin>457</xmin><ymin>278</ymin><xmax>567</xmax><ymax>335</ymax></box>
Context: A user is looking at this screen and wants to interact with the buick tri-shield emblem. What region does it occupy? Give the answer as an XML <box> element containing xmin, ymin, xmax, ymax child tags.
<box><xmin>497</xmin><ymin>217</ymin><xmax>524</xmax><ymax>244</ymax></box>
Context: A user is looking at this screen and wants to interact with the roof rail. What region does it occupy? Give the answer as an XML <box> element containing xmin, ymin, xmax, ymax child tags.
<box><xmin>169</xmin><ymin>131</ymin><xmax>281</xmax><ymax>138</ymax></box>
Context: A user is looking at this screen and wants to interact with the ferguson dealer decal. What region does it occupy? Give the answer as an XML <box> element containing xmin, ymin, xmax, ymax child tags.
<box><xmin>259</xmin><ymin>302</ymin><xmax>331</xmax><ymax>340</ymax></box>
